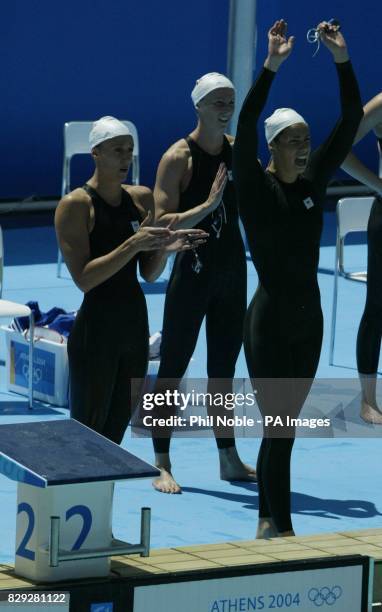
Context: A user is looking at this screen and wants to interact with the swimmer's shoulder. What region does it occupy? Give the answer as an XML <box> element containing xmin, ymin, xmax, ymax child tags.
<box><xmin>55</xmin><ymin>187</ymin><xmax>93</xmax><ymax>231</ymax></box>
<box><xmin>156</xmin><ymin>139</ymin><xmax>191</xmax><ymax>190</ymax></box>
<box><xmin>56</xmin><ymin>187</ymin><xmax>92</xmax><ymax>215</ymax></box>
<box><xmin>160</xmin><ymin>138</ymin><xmax>191</xmax><ymax>169</ymax></box>
<box><xmin>123</xmin><ymin>185</ymin><xmax>153</xmax><ymax>220</ymax></box>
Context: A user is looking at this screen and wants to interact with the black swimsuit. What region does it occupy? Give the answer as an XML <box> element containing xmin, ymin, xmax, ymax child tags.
<box><xmin>68</xmin><ymin>185</ymin><xmax>149</xmax><ymax>444</ymax></box>
<box><xmin>233</xmin><ymin>62</ymin><xmax>363</xmax><ymax>532</ymax></box>
<box><xmin>153</xmin><ymin>136</ymin><xmax>247</xmax><ymax>452</ymax></box>
<box><xmin>357</xmin><ymin>174</ymin><xmax>382</xmax><ymax>375</ymax></box>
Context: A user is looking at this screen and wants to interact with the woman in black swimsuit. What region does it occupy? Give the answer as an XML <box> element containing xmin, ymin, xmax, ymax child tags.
<box><xmin>55</xmin><ymin>116</ymin><xmax>207</xmax><ymax>444</ymax></box>
<box><xmin>233</xmin><ymin>20</ymin><xmax>363</xmax><ymax>537</ymax></box>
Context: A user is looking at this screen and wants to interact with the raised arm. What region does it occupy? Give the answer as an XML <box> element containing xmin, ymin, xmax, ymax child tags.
<box><xmin>308</xmin><ymin>22</ymin><xmax>363</xmax><ymax>184</ymax></box>
<box><xmin>234</xmin><ymin>20</ymin><xmax>294</xmax><ymax>181</ymax></box>
<box><xmin>341</xmin><ymin>92</ymin><xmax>382</xmax><ymax>195</ymax></box>
<box><xmin>154</xmin><ymin>143</ymin><xmax>227</xmax><ymax>229</ymax></box>
<box><xmin>233</xmin><ymin>19</ymin><xmax>294</xmax><ymax>236</ymax></box>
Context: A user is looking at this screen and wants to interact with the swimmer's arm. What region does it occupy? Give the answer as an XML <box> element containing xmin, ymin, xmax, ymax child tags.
<box><xmin>133</xmin><ymin>187</ymin><xmax>170</xmax><ymax>282</ymax></box>
<box><xmin>234</xmin><ymin>19</ymin><xmax>293</xmax><ymax>181</ymax></box>
<box><xmin>307</xmin><ymin>38</ymin><xmax>363</xmax><ymax>187</ymax></box>
<box><xmin>135</xmin><ymin>187</ymin><xmax>209</xmax><ymax>281</ymax></box>
<box><xmin>233</xmin><ymin>68</ymin><xmax>276</xmax><ymax>233</ymax></box>
<box><xmin>348</xmin><ymin>93</ymin><xmax>382</xmax><ymax>143</ymax></box>
<box><xmin>233</xmin><ymin>68</ymin><xmax>276</xmax><ymax>230</ymax></box>
<box><xmin>233</xmin><ymin>68</ymin><xmax>274</xmax><ymax>176</ymax></box>
<box><xmin>341</xmin><ymin>151</ymin><xmax>382</xmax><ymax>195</ymax></box>
<box><xmin>55</xmin><ymin>192</ymin><xmax>169</xmax><ymax>292</ymax></box>
<box><xmin>154</xmin><ymin>149</ymin><xmax>224</xmax><ymax>229</ymax></box>
<box><xmin>341</xmin><ymin>94</ymin><xmax>382</xmax><ymax>195</ymax></box>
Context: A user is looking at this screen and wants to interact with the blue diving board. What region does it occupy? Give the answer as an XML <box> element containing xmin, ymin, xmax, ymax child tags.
<box><xmin>0</xmin><ymin>419</ymin><xmax>159</xmax><ymax>488</ymax></box>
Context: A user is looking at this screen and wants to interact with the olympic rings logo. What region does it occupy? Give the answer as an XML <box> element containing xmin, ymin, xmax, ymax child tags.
<box><xmin>22</xmin><ymin>364</ymin><xmax>42</xmax><ymax>384</ymax></box>
<box><xmin>308</xmin><ymin>586</ymin><xmax>343</xmax><ymax>606</ymax></box>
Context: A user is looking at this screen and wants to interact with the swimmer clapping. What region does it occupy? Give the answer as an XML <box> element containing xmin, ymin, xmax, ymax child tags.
<box><xmin>55</xmin><ymin>116</ymin><xmax>208</xmax><ymax>445</ymax></box>
<box><xmin>151</xmin><ymin>72</ymin><xmax>254</xmax><ymax>493</ymax></box>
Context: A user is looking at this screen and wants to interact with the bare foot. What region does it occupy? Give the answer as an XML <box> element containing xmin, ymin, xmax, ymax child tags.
<box><xmin>256</xmin><ymin>518</ymin><xmax>278</xmax><ymax>539</ymax></box>
<box><xmin>219</xmin><ymin>447</ymin><xmax>257</xmax><ymax>482</ymax></box>
<box><xmin>242</xmin><ymin>462</ymin><xmax>257</xmax><ymax>476</ymax></box>
<box><xmin>152</xmin><ymin>468</ymin><xmax>182</xmax><ymax>494</ymax></box>
<box><xmin>278</xmin><ymin>529</ymin><xmax>295</xmax><ymax>537</ymax></box>
<box><xmin>360</xmin><ymin>401</ymin><xmax>382</xmax><ymax>424</ymax></box>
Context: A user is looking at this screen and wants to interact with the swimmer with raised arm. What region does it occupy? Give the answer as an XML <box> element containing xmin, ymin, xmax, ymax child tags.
<box><xmin>233</xmin><ymin>20</ymin><xmax>363</xmax><ymax>537</ymax></box>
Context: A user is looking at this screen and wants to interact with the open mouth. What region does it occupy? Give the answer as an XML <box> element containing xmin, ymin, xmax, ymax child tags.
<box><xmin>295</xmin><ymin>156</ymin><xmax>308</xmax><ymax>168</ymax></box>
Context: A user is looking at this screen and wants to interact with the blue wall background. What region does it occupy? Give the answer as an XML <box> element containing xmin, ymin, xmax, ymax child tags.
<box><xmin>1</xmin><ymin>0</ymin><xmax>230</xmax><ymax>199</ymax></box>
<box><xmin>1</xmin><ymin>1</ymin><xmax>381</xmax><ymax>200</ymax></box>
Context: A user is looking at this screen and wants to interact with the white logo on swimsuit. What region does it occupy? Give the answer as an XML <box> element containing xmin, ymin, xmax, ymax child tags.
<box><xmin>211</xmin><ymin>201</ymin><xmax>227</xmax><ymax>240</ymax></box>
<box><xmin>303</xmin><ymin>197</ymin><xmax>314</xmax><ymax>209</ymax></box>
<box><xmin>192</xmin><ymin>250</ymin><xmax>203</xmax><ymax>274</ymax></box>
<box><xmin>227</xmin><ymin>170</ymin><xmax>233</xmax><ymax>181</ymax></box>
<box><xmin>131</xmin><ymin>220</ymin><xmax>140</xmax><ymax>232</ymax></box>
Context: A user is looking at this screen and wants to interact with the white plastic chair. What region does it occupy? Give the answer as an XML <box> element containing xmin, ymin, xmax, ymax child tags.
<box><xmin>0</xmin><ymin>226</ymin><xmax>34</xmax><ymax>408</ymax></box>
<box><xmin>329</xmin><ymin>197</ymin><xmax>374</xmax><ymax>365</ymax></box>
<box><xmin>57</xmin><ymin>120</ymin><xmax>140</xmax><ymax>277</ymax></box>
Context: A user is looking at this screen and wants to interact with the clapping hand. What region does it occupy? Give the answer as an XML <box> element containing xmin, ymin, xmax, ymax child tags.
<box><xmin>134</xmin><ymin>210</ymin><xmax>173</xmax><ymax>251</ymax></box>
<box><xmin>206</xmin><ymin>163</ymin><xmax>228</xmax><ymax>213</ymax></box>
<box><xmin>164</xmin><ymin>216</ymin><xmax>209</xmax><ymax>252</ymax></box>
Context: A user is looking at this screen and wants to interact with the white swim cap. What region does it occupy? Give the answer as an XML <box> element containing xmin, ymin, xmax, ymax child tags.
<box><xmin>265</xmin><ymin>108</ymin><xmax>307</xmax><ymax>144</ymax></box>
<box><xmin>191</xmin><ymin>72</ymin><xmax>235</xmax><ymax>107</ymax></box>
<box><xmin>89</xmin><ymin>116</ymin><xmax>132</xmax><ymax>150</ymax></box>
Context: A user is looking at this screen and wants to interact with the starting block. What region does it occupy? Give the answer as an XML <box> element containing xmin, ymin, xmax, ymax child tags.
<box><xmin>0</xmin><ymin>419</ymin><xmax>159</xmax><ymax>583</ymax></box>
